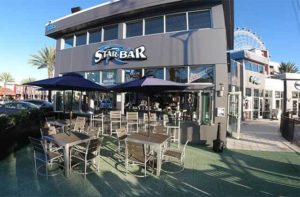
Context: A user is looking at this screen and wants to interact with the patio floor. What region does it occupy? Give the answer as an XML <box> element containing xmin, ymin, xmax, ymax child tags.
<box><xmin>0</xmin><ymin>136</ymin><xmax>299</xmax><ymax>197</ymax></box>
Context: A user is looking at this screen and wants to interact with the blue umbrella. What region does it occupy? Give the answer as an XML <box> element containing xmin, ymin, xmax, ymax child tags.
<box><xmin>110</xmin><ymin>75</ymin><xmax>187</xmax><ymax>135</ymax></box>
<box><xmin>25</xmin><ymin>72</ymin><xmax>107</xmax><ymax>92</ymax></box>
<box><xmin>25</xmin><ymin>72</ymin><xmax>107</xmax><ymax>125</ymax></box>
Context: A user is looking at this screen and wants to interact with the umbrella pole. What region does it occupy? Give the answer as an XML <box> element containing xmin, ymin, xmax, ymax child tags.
<box><xmin>70</xmin><ymin>90</ymin><xmax>74</xmax><ymax>130</ymax></box>
<box><xmin>148</xmin><ymin>95</ymin><xmax>150</xmax><ymax>136</ymax></box>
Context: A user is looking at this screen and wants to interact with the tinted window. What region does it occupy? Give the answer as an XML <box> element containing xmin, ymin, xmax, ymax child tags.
<box><xmin>86</xmin><ymin>71</ymin><xmax>100</xmax><ymax>84</ymax></box>
<box><xmin>126</xmin><ymin>20</ymin><xmax>143</xmax><ymax>38</ymax></box>
<box><xmin>102</xmin><ymin>70</ymin><xmax>117</xmax><ymax>85</ymax></box>
<box><xmin>188</xmin><ymin>11</ymin><xmax>211</xmax><ymax>29</ymax></box>
<box><xmin>190</xmin><ymin>66</ymin><xmax>214</xmax><ymax>83</ymax></box>
<box><xmin>89</xmin><ymin>29</ymin><xmax>101</xmax><ymax>44</ymax></box>
<box><xmin>64</xmin><ymin>36</ymin><xmax>73</xmax><ymax>49</ymax></box>
<box><xmin>144</xmin><ymin>68</ymin><xmax>164</xmax><ymax>79</ymax></box>
<box><xmin>125</xmin><ymin>69</ymin><xmax>142</xmax><ymax>82</ymax></box>
<box><xmin>166</xmin><ymin>67</ymin><xmax>187</xmax><ymax>83</ymax></box>
<box><xmin>145</xmin><ymin>16</ymin><xmax>164</xmax><ymax>35</ymax></box>
<box><xmin>103</xmin><ymin>25</ymin><xmax>118</xmax><ymax>41</ymax></box>
<box><xmin>166</xmin><ymin>13</ymin><xmax>187</xmax><ymax>32</ymax></box>
<box><xmin>76</xmin><ymin>33</ymin><xmax>87</xmax><ymax>46</ymax></box>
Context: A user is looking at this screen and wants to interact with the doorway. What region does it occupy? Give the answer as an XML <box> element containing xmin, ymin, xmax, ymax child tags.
<box><xmin>227</xmin><ymin>91</ymin><xmax>242</xmax><ymax>139</ymax></box>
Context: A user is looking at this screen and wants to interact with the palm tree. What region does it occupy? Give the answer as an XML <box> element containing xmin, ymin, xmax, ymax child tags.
<box><xmin>0</xmin><ymin>72</ymin><xmax>15</xmax><ymax>98</ymax></box>
<box><xmin>0</xmin><ymin>72</ymin><xmax>15</xmax><ymax>87</ymax></box>
<box><xmin>28</xmin><ymin>46</ymin><xmax>56</xmax><ymax>78</ymax></box>
<box><xmin>279</xmin><ymin>62</ymin><xmax>298</xmax><ymax>73</ymax></box>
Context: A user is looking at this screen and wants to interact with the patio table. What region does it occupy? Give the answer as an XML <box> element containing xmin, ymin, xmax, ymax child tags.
<box><xmin>43</xmin><ymin>132</ymin><xmax>92</xmax><ymax>177</ymax></box>
<box><xmin>126</xmin><ymin>132</ymin><xmax>170</xmax><ymax>176</ymax></box>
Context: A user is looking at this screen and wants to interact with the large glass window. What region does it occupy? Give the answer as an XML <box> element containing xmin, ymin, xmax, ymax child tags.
<box><xmin>144</xmin><ymin>68</ymin><xmax>164</xmax><ymax>79</ymax></box>
<box><xmin>201</xmin><ymin>92</ymin><xmax>212</xmax><ymax>125</ymax></box>
<box><xmin>76</xmin><ymin>33</ymin><xmax>87</xmax><ymax>46</ymax></box>
<box><xmin>64</xmin><ymin>36</ymin><xmax>73</xmax><ymax>49</ymax></box>
<box><xmin>126</xmin><ymin>20</ymin><xmax>143</xmax><ymax>38</ymax></box>
<box><xmin>188</xmin><ymin>11</ymin><xmax>211</xmax><ymax>29</ymax></box>
<box><xmin>254</xmin><ymin>89</ymin><xmax>259</xmax><ymax>97</ymax></box>
<box><xmin>145</xmin><ymin>16</ymin><xmax>164</xmax><ymax>35</ymax></box>
<box><xmin>103</xmin><ymin>25</ymin><xmax>118</xmax><ymax>41</ymax></box>
<box><xmin>89</xmin><ymin>29</ymin><xmax>101</xmax><ymax>44</ymax></box>
<box><xmin>102</xmin><ymin>70</ymin><xmax>117</xmax><ymax>85</ymax></box>
<box><xmin>166</xmin><ymin>13</ymin><xmax>187</xmax><ymax>32</ymax></box>
<box><xmin>125</xmin><ymin>69</ymin><xmax>142</xmax><ymax>82</ymax></box>
<box><xmin>86</xmin><ymin>71</ymin><xmax>100</xmax><ymax>84</ymax></box>
<box><xmin>166</xmin><ymin>67</ymin><xmax>187</xmax><ymax>83</ymax></box>
<box><xmin>189</xmin><ymin>66</ymin><xmax>214</xmax><ymax>83</ymax></box>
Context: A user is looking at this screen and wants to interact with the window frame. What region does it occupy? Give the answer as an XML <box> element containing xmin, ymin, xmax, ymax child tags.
<box><xmin>103</xmin><ymin>24</ymin><xmax>119</xmax><ymax>41</ymax></box>
<box><xmin>187</xmin><ymin>9</ymin><xmax>212</xmax><ymax>30</ymax></box>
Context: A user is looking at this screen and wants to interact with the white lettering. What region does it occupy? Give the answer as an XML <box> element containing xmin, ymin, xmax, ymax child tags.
<box><xmin>94</xmin><ymin>51</ymin><xmax>103</xmax><ymax>63</ymax></box>
<box><xmin>119</xmin><ymin>51</ymin><xmax>127</xmax><ymax>59</ymax></box>
<box><xmin>135</xmin><ymin>46</ymin><xmax>147</xmax><ymax>59</ymax></box>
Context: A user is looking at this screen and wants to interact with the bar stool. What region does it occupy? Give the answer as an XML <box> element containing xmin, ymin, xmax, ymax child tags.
<box><xmin>92</xmin><ymin>113</ymin><xmax>104</xmax><ymax>135</ymax></box>
<box><xmin>166</xmin><ymin>120</ymin><xmax>181</xmax><ymax>148</ymax></box>
<box><xmin>126</xmin><ymin>112</ymin><xmax>139</xmax><ymax>133</ymax></box>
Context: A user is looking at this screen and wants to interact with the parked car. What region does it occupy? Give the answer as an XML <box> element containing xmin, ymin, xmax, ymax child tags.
<box><xmin>0</xmin><ymin>101</ymin><xmax>39</xmax><ymax>115</ymax></box>
<box><xmin>23</xmin><ymin>99</ymin><xmax>53</xmax><ymax>113</ymax></box>
<box><xmin>99</xmin><ymin>99</ymin><xmax>112</xmax><ymax>109</ymax></box>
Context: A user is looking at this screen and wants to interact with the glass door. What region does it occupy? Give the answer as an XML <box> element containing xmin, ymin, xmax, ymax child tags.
<box><xmin>259</xmin><ymin>98</ymin><xmax>263</xmax><ymax>119</ymax></box>
<box><xmin>227</xmin><ymin>91</ymin><xmax>241</xmax><ymax>139</ymax></box>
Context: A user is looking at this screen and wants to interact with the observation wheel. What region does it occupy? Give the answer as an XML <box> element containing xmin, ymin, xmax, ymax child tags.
<box><xmin>234</xmin><ymin>28</ymin><xmax>267</xmax><ymax>51</ymax></box>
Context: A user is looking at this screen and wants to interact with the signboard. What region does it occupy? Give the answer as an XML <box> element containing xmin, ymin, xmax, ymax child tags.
<box><xmin>94</xmin><ymin>44</ymin><xmax>147</xmax><ymax>64</ymax></box>
<box><xmin>295</xmin><ymin>80</ymin><xmax>300</xmax><ymax>91</ymax></box>
<box><xmin>190</xmin><ymin>67</ymin><xmax>213</xmax><ymax>83</ymax></box>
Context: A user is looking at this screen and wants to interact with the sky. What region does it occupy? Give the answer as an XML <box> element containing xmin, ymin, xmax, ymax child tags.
<box><xmin>0</xmin><ymin>0</ymin><xmax>300</xmax><ymax>84</ymax></box>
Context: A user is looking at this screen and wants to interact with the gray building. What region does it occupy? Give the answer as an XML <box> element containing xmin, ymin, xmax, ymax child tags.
<box><xmin>45</xmin><ymin>0</ymin><xmax>234</xmax><ymax>145</ymax></box>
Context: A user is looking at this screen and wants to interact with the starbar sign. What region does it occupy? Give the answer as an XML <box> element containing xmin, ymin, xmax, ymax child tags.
<box><xmin>94</xmin><ymin>44</ymin><xmax>147</xmax><ymax>64</ymax></box>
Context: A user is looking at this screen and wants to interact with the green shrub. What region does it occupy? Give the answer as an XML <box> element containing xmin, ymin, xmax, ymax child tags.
<box><xmin>0</xmin><ymin>115</ymin><xmax>10</xmax><ymax>130</ymax></box>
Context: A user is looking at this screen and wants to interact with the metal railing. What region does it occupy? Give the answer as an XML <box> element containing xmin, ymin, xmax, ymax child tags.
<box><xmin>280</xmin><ymin>115</ymin><xmax>300</xmax><ymax>147</ymax></box>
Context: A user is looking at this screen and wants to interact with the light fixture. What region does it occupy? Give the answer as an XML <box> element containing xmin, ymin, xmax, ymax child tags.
<box><xmin>218</xmin><ymin>83</ymin><xmax>225</xmax><ymax>97</ymax></box>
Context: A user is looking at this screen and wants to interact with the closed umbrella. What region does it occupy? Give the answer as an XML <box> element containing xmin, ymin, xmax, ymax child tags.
<box><xmin>109</xmin><ymin>75</ymin><xmax>187</xmax><ymax>136</ymax></box>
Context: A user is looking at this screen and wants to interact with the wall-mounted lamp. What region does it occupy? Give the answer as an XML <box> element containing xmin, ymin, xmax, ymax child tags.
<box><xmin>218</xmin><ymin>83</ymin><xmax>225</xmax><ymax>97</ymax></box>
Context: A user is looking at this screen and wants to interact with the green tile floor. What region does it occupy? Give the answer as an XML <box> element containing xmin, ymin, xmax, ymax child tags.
<box><xmin>0</xmin><ymin>137</ymin><xmax>299</xmax><ymax>197</ymax></box>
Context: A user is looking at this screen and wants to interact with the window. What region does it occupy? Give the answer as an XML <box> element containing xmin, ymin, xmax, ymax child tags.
<box><xmin>144</xmin><ymin>68</ymin><xmax>164</xmax><ymax>79</ymax></box>
<box><xmin>230</xmin><ymin>61</ymin><xmax>238</xmax><ymax>77</ymax></box>
<box><xmin>145</xmin><ymin>16</ymin><xmax>164</xmax><ymax>35</ymax></box>
<box><xmin>89</xmin><ymin>29</ymin><xmax>101</xmax><ymax>44</ymax></box>
<box><xmin>125</xmin><ymin>69</ymin><xmax>142</xmax><ymax>82</ymax></box>
<box><xmin>103</xmin><ymin>25</ymin><xmax>118</xmax><ymax>41</ymax></box>
<box><xmin>293</xmin><ymin>100</ymin><xmax>298</xmax><ymax>115</ymax></box>
<box><xmin>201</xmin><ymin>92</ymin><xmax>212</xmax><ymax>125</ymax></box>
<box><xmin>76</xmin><ymin>33</ymin><xmax>87</xmax><ymax>46</ymax></box>
<box><xmin>166</xmin><ymin>13</ymin><xmax>187</xmax><ymax>32</ymax></box>
<box><xmin>258</xmin><ymin>65</ymin><xmax>264</xmax><ymax>73</ymax></box>
<box><xmin>275</xmin><ymin>91</ymin><xmax>281</xmax><ymax>98</ymax></box>
<box><xmin>102</xmin><ymin>70</ymin><xmax>117</xmax><ymax>85</ymax></box>
<box><xmin>126</xmin><ymin>20</ymin><xmax>143</xmax><ymax>38</ymax></box>
<box><xmin>86</xmin><ymin>71</ymin><xmax>100</xmax><ymax>84</ymax></box>
<box><xmin>188</xmin><ymin>11</ymin><xmax>211</xmax><ymax>29</ymax></box>
<box><xmin>245</xmin><ymin>61</ymin><xmax>252</xmax><ymax>71</ymax></box>
<box><xmin>166</xmin><ymin>67</ymin><xmax>187</xmax><ymax>83</ymax></box>
<box><xmin>265</xmin><ymin>90</ymin><xmax>272</xmax><ymax>98</ymax></box>
<box><xmin>64</xmin><ymin>36</ymin><xmax>73</xmax><ymax>49</ymax></box>
<box><xmin>245</xmin><ymin>88</ymin><xmax>251</xmax><ymax>96</ymax></box>
<box><xmin>189</xmin><ymin>66</ymin><xmax>214</xmax><ymax>83</ymax></box>
<box><xmin>254</xmin><ymin>89</ymin><xmax>259</xmax><ymax>97</ymax></box>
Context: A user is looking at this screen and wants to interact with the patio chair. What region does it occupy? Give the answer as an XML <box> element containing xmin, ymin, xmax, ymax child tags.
<box><xmin>40</xmin><ymin>127</ymin><xmax>63</xmax><ymax>152</ymax></box>
<box><xmin>162</xmin><ymin>139</ymin><xmax>189</xmax><ymax>173</ymax></box>
<box><xmin>143</xmin><ymin>113</ymin><xmax>157</xmax><ymax>132</ymax></box>
<box><xmin>116</xmin><ymin>127</ymin><xmax>128</xmax><ymax>155</ymax></box>
<box><xmin>126</xmin><ymin>112</ymin><xmax>139</xmax><ymax>133</ymax></box>
<box><xmin>92</xmin><ymin>113</ymin><xmax>104</xmax><ymax>135</ymax></box>
<box><xmin>28</xmin><ymin>137</ymin><xmax>64</xmax><ymax>179</ymax></box>
<box><xmin>70</xmin><ymin>137</ymin><xmax>104</xmax><ymax>179</ymax></box>
<box><xmin>125</xmin><ymin>141</ymin><xmax>154</xmax><ymax>177</ymax></box>
<box><xmin>71</xmin><ymin>116</ymin><xmax>87</xmax><ymax>133</ymax></box>
<box><xmin>110</xmin><ymin>111</ymin><xmax>121</xmax><ymax>136</ymax></box>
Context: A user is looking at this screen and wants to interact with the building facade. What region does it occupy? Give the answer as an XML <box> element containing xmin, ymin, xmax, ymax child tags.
<box><xmin>46</xmin><ymin>0</ymin><xmax>234</xmax><ymax>144</ymax></box>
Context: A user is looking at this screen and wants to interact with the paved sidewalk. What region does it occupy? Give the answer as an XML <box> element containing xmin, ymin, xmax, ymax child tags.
<box><xmin>227</xmin><ymin>119</ymin><xmax>300</xmax><ymax>152</ymax></box>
